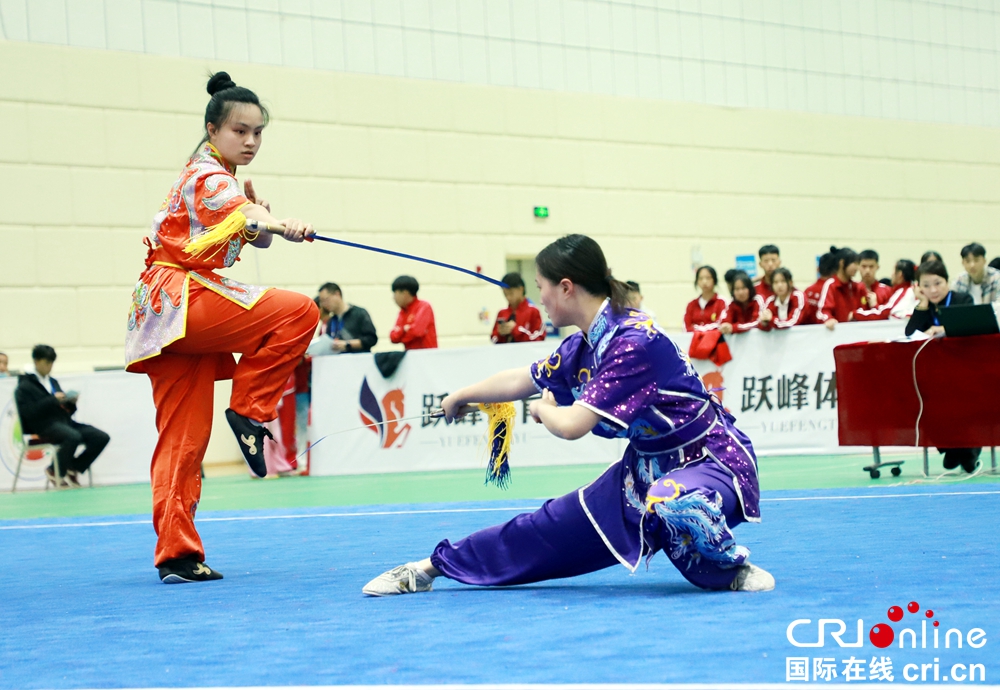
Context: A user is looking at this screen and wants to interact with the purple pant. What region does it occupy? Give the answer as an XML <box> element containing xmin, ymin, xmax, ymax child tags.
<box><xmin>431</xmin><ymin>459</ymin><xmax>747</xmax><ymax>591</ymax></box>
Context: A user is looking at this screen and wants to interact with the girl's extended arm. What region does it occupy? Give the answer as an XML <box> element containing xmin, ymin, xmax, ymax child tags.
<box><xmin>529</xmin><ymin>389</ymin><xmax>600</xmax><ymax>440</ymax></box>
<box><xmin>442</xmin><ymin>366</ymin><xmax>601</xmax><ymax>440</ymax></box>
<box><xmin>242</xmin><ymin>203</ymin><xmax>313</xmax><ymax>248</ymax></box>
<box><xmin>440</xmin><ymin>366</ymin><xmax>538</xmax><ymax>421</ymax></box>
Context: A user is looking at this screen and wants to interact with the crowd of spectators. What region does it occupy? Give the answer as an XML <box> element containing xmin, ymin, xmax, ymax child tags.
<box><xmin>684</xmin><ymin>242</ymin><xmax>1000</xmax><ymax>338</ymax></box>
<box><xmin>310</xmin><ymin>270</ymin><xmax>551</xmax><ymax>352</ymax></box>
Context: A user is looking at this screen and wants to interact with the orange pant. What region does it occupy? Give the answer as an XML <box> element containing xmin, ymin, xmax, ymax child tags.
<box><xmin>144</xmin><ymin>283</ymin><xmax>318</xmax><ymax>566</ymax></box>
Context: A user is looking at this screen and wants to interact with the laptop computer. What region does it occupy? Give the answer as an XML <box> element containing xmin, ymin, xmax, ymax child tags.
<box><xmin>937</xmin><ymin>303</ymin><xmax>1000</xmax><ymax>337</ymax></box>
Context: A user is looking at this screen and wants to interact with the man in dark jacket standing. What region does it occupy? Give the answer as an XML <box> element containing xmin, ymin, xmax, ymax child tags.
<box><xmin>14</xmin><ymin>345</ymin><xmax>109</xmax><ymax>487</ymax></box>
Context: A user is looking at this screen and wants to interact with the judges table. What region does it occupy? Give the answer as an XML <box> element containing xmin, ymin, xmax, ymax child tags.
<box><xmin>834</xmin><ymin>334</ymin><xmax>1000</xmax><ymax>475</ymax></box>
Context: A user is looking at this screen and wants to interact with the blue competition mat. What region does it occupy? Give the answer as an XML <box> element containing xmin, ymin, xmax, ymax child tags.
<box><xmin>0</xmin><ymin>486</ymin><xmax>997</xmax><ymax>688</ymax></box>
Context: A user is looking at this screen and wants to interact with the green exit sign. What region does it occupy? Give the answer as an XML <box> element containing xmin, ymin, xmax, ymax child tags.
<box><xmin>534</xmin><ymin>206</ymin><xmax>549</xmax><ymax>218</ymax></box>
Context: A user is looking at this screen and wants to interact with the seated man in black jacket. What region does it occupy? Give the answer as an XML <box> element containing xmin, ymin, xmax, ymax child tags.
<box><xmin>317</xmin><ymin>282</ymin><xmax>378</xmax><ymax>353</ymax></box>
<box><xmin>14</xmin><ymin>345</ymin><xmax>110</xmax><ymax>487</ymax></box>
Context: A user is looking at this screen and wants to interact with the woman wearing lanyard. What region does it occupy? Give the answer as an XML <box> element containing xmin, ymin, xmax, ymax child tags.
<box><xmin>905</xmin><ymin>260</ymin><xmax>979</xmax><ymax>473</ymax></box>
<box><xmin>905</xmin><ymin>260</ymin><xmax>973</xmax><ymax>337</ymax></box>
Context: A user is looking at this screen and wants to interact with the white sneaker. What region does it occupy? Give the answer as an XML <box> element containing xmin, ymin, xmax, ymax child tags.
<box><xmin>362</xmin><ymin>562</ymin><xmax>435</xmax><ymax>597</ymax></box>
<box><xmin>729</xmin><ymin>563</ymin><xmax>775</xmax><ymax>592</ymax></box>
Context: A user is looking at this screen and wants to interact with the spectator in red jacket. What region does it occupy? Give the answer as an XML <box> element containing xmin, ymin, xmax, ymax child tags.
<box><xmin>760</xmin><ymin>268</ymin><xmax>806</xmax><ymax>329</ymax></box>
<box><xmin>818</xmin><ymin>247</ymin><xmax>866</xmax><ymax>330</ymax></box>
<box><xmin>719</xmin><ymin>272</ymin><xmax>762</xmax><ymax>334</ymax></box>
<box><xmin>855</xmin><ymin>259</ymin><xmax>918</xmax><ymax>321</ymax></box>
<box><xmin>801</xmin><ymin>251</ymin><xmax>838</xmax><ymax>325</ymax></box>
<box><xmin>754</xmin><ymin>245</ymin><xmax>781</xmax><ymax>300</ymax></box>
<box><xmin>857</xmin><ymin>249</ymin><xmax>893</xmax><ymax>309</ymax></box>
<box><xmin>684</xmin><ymin>266</ymin><xmax>727</xmax><ymax>332</ymax></box>
<box><xmin>389</xmin><ymin>275</ymin><xmax>438</xmax><ymax>350</ymax></box>
<box><xmin>491</xmin><ymin>272</ymin><xmax>545</xmax><ymax>343</ymax></box>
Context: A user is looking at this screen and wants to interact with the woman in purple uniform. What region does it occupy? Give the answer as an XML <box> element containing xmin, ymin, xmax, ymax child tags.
<box><xmin>363</xmin><ymin>235</ymin><xmax>774</xmax><ymax>596</ymax></box>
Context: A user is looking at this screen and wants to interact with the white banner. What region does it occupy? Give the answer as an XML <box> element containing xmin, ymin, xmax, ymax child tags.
<box><xmin>310</xmin><ymin>321</ymin><xmax>907</xmax><ymax>475</ymax></box>
<box><xmin>0</xmin><ymin>321</ymin><xmax>907</xmax><ymax>490</ymax></box>
<box><xmin>0</xmin><ymin>372</ymin><xmax>156</xmax><ymax>491</ymax></box>
<box><xmin>672</xmin><ymin>320</ymin><xmax>907</xmax><ymax>455</ymax></box>
<box><xmin>308</xmin><ymin>343</ymin><xmax>625</xmax><ymax>477</ymax></box>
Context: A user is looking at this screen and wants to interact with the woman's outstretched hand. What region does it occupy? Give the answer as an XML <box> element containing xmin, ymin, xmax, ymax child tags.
<box><xmin>277</xmin><ymin>218</ymin><xmax>315</xmax><ymax>242</ymax></box>
<box><xmin>243</xmin><ymin>179</ymin><xmax>270</xmax><ymax>212</ymax></box>
<box><xmin>440</xmin><ymin>392</ymin><xmax>478</xmax><ymax>423</ymax></box>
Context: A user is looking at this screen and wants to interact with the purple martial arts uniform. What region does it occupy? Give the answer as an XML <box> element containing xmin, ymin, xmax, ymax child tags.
<box><xmin>431</xmin><ymin>300</ymin><xmax>762</xmax><ymax>590</ymax></box>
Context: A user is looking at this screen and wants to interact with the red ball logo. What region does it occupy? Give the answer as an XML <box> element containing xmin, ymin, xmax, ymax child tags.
<box><xmin>869</xmin><ymin>624</ymin><xmax>895</xmax><ymax>649</ymax></box>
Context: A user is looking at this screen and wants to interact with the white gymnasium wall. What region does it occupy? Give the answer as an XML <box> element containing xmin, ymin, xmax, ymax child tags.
<box><xmin>0</xmin><ymin>0</ymin><xmax>999</xmax><ymax>377</ymax></box>
<box><xmin>3</xmin><ymin>0</ymin><xmax>1000</xmax><ymax>126</ymax></box>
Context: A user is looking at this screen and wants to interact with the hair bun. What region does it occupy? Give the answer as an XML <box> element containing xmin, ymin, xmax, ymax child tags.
<box><xmin>207</xmin><ymin>71</ymin><xmax>237</xmax><ymax>96</ymax></box>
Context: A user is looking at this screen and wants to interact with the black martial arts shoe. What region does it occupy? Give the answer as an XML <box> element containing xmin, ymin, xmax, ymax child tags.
<box><xmin>225</xmin><ymin>408</ymin><xmax>271</xmax><ymax>478</ymax></box>
<box><xmin>158</xmin><ymin>558</ymin><xmax>224</xmax><ymax>584</ymax></box>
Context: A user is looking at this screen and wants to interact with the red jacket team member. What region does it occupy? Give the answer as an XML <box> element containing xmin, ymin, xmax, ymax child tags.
<box><xmin>855</xmin><ymin>259</ymin><xmax>918</xmax><ymax>321</ymax></box>
<box><xmin>754</xmin><ymin>245</ymin><xmax>781</xmax><ymax>301</ymax></box>
<box><xmin>390</xmin><ymin>275</ymin><xmax>438</xmax><ymax>350</ymax></box>
<box><xmin>818</xmin><ymin>247</ymin><xmax>866</xmax><ymax>330</ymax></box>
<box><xmin>684</xmin><ymin>266</ymin><xmax>727</xmax><ymax>331</ymax></box>
<box><xmin>801</xmin><ymin>252</ymin><xmax>838</xmax><ymax>324</ymax></box>
<box><xmin>760</xmin><ymin>268</ymin><xmax>806</xmax><ymax>329</ymax></box>
<box><xmin>492</xmin><ymin>272</ymin><xmax>545</xmax><ymax>343</ymax></box>
<box><xmin>720</xmin><ymin>272</ymin><xmax>762</xmax><ymax>334</ymax></box>
<box><xmin>857</xmin><ymin>249</ymin><xmax>893</xmax><ymax>308</ymax></box>
<box><xmin>125</xmin><ymin>73</ymin><xmax>319</xmax><ymax>583</ymax></box>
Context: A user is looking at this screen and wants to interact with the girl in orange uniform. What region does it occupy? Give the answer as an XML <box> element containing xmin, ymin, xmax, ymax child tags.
<box><xmin>125</xmin><ymin>72</ymin><xmax>319</xmax><ymax>583</ymax></box>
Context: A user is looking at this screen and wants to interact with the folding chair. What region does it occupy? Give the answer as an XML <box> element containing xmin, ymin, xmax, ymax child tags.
<box><xmin>9</xmin><ymin>403</ymin><xmax>93</xmax><ymax>492</ymax></box>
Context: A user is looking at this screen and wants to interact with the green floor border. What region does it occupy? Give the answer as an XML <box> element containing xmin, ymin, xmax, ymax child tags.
<box><xmin>1</xmin><ymin>452</ymin><xmax>998</xmax><ymax>521</ymax></box>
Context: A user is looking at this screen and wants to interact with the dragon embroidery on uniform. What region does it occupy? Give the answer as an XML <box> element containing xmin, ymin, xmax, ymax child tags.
<box><xmin>223</xmin><ymin>237</ymin><xmax>242</xmax><ymax>267</ymax></box>
<box><xmin>624</xmin><ymin>311</ymin><xmax>658</xmax><ymax>339</ymax></box>
<box><xmin>650</xmin><ymin>489</ymin><xmax>749</xmax><ymax>570</ymax></box>
<box><xmin>538</xmin><ymin>352</ymin><xmax>562</xmax><ymax>378</ymax></box>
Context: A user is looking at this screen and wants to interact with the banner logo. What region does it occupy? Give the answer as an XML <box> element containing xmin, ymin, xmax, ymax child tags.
<box><xmin>358</xmin><ymin>377</ymin><xmax>411</xmax><ymax>449</ymax></box>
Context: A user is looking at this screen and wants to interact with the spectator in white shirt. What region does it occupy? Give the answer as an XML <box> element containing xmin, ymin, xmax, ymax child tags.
<box><xmin>952</xmin><ymin>243</ymin><xmax>1000</xmax><ymax>304</ymax></box>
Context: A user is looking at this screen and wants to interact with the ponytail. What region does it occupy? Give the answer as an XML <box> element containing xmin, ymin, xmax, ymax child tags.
<box><xmin>607</xmin><ymin>275</ymin><xmax>631</xmax><ymax>313</ymax></box>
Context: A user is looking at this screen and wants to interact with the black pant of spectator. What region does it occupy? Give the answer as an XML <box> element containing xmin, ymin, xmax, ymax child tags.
<box><xmin>941</xmin><ymin>447</ymin><xmax>981</xmax><ymax>474</ymax></box>
<box><xmin>39</xmin><ymin>421</ymin><xmax>110</xmax><ymax>476</ymax></box>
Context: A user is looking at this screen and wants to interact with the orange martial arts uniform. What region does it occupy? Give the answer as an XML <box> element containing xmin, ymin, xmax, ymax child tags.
<box><xmin>125</xmin><ymin>143</ymin><xmax>318</xmax><ymax>566</ymax></box>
